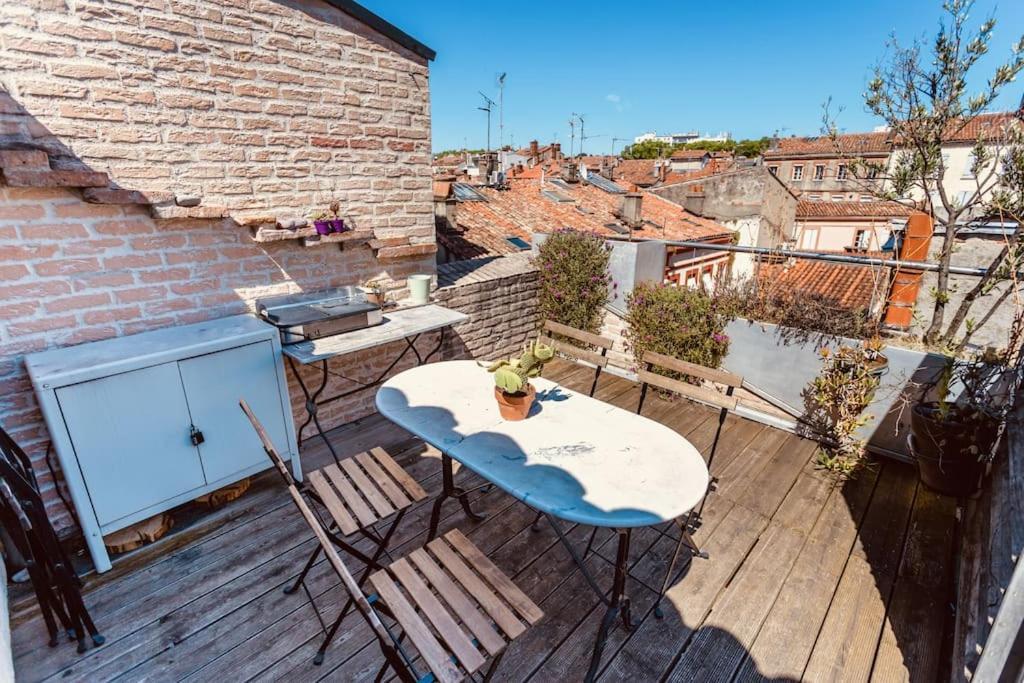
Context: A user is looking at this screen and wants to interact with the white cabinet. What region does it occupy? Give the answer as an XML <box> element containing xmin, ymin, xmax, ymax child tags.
<box><xmin>26</xmin><ymin>315</ymin><xmax>300</xmax><ymax>573</ymax></box>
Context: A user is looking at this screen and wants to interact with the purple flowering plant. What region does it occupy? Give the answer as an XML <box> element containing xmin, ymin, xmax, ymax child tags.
<box><xmin>534</xmin><ymin>229</ymin><xmax>611</xmax><ymax>335</ymax></box>
<box><xmin>623</xmin><ymin>282</ymin><xmax>736</xmax><ymax>383</ymax></box>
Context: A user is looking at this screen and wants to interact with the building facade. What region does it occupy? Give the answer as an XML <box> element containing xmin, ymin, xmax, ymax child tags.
<box><xmin>763</xmin><ymin>132</ymin><xmax>892</xmax><ymax>199</ymax></box>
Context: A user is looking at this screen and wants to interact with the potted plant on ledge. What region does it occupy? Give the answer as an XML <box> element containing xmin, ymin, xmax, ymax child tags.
<box><xmin>910</xmin><ymin>348</ymin><xmax>1017</xmax><ymax>497</ymax></box>
<box><xmin>486</xmin><ymin>338</ymin><xmax>554</xmax><ymax>421</ymax></box>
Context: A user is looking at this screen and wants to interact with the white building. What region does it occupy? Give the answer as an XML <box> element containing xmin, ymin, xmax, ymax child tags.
<box><xmin>633</xmin><ymin>130</ymin><xmax>732</xmax><ymax>145</ymax></box>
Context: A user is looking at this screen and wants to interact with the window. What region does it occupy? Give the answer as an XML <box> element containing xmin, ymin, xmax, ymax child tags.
<box><xmin>860</xmin><ymin>195</ymin><xmax>873</xmax><ymax>202</ymax></box>
<box><xmin>956</xmin><ymin>190</ymin><xmax>972</xmax><ymax>206</ymax></box>
<box><xmin>867</xmin><ymin>165</ymin><xmax>879</xmax><ymax>179</ymax></box>
<box><xmin>768</xmin><ymin>165</ymin><xmax>779</xmax><ymax>176</ymax></box>
<box><xmin>963</xmin><ymin>153</ymin><xmax>976</xmax><ymax>178</ymax></box>
<box><xmin>836</xmin><ymin>164</ymin><xmax>848</xmax><ymax>180</ymax></box>
<box><xmin>808</xmin><ymin>194</ymin><xmax>821</xmax><ymax>200</ymax></box>
<box><xmin>854</xmin><ymin>230</ymin><xmax>870</xmax><ymax>250</ymax></box>
<box><xmin>831</xmin><ymin>194</ymin><xmax>845</xmax><ymax>201</ymax></box>
<box><xmin>791</xmin><ymin>165</ymin><xmax>804</xmax><ymax>181</ymax></box>
<box><xmin>813</xmin><ymin>164</ymin><xmax>825</xmax><ymax>181</ymax></box>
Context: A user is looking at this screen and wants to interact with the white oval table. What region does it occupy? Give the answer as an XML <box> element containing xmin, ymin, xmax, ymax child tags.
<box><xmin>376</xmin><ymin>360</ymin><xmax>710</xmax><ymax>681</ymax></box>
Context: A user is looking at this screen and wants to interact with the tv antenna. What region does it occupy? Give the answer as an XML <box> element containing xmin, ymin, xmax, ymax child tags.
<box><xmin>478</xmin><ymin>91</ymin><xmax>495</xmax><ymax>153</ymax></box>
<box><xmin>612</xmin><ymin>137</ymin><xmax>628</xmax><ymax>154</ymax></box>
<box><xmin>496</xmin><ymin>73</ymin><xmax>506</xmax><ymax>150</ymax></box>
<box><xmin>576</xmin><ymin>113</ymin><xmax>587</xmax><ymax>155</ymax></box>
<box><xmin>568</xmin><ymin>114</ymin><xmax>578</xmax><ymax>158</ymax></box>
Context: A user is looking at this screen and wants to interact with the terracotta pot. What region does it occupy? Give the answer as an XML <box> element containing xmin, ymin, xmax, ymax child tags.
<box><xmin>909</xmin><ymin>402</ymin><xmax>997</xmax><ymax>497</ymax></box>
<box><xmin>494</xmin><ymin>384</ymin><xmax>536</xmax><ymax>421</ymax></box>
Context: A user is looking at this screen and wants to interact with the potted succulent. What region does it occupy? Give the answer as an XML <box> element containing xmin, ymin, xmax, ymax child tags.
<box><xmin>486</xmin><ymin>338</ymin><xmax>555</xmax><ymax>421</ymax></box>
<box><xmin>327</xmin><ymin>200</ymin><xmax>347</xmax><ymax>233</ymax></box>
<box><xmin>358</xmin><ymin>279</ymin><xmax>387</xmax><ymax>306</ymax></box>
<box><xmin>310</xmin><ymin>210</ymin><xmax>332</xmax><ymax>236</ymax></box>
<box><xmin>909</xmin><ymin>349</ymin><xmax>1013</xmax><ymax>497</ymax></box>
<box><xmin>309</xmin><ymin>202</ymin><xmax>347</xmax><ymax>235</ymax></box>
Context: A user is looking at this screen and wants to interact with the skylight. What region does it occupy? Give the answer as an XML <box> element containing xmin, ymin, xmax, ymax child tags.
<box><xmin>452</xmin><ymin>182</ymin><xmax>487</xmax><ymax>201</ymax></box>
<box><xmin>541</xmin><ymin>190</ymin><xmax>574</xmax><ymax>203</ymax></box>
<box><xmin>505</xmin><ymin>236</ymin><xmax>530</xmax><ymax>250</ymax></box>
<box><xmin>586</xmin><ymin>172</ymin><xmax>626</xmax><ymax>194</ymax></box>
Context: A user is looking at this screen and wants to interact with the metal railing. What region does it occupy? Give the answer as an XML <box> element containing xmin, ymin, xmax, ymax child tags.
<box><xmin>658</xmin><ymin>239</ymin><xmax>996</xmax><ymax>278</ymax></box>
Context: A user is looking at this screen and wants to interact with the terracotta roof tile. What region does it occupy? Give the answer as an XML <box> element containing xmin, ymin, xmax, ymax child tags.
<box><xmin>941</xmin><ymin>111</ymin><xmax>1020</xmax><ymax>143</ymax></box>
<box><xmin>612</xmin><ymin>159</ymin><xmax>660</xmax><ymax>186</ymax></box>
<box><xmin>439</xmin><ymin>177</ymin><xmax>732</xmax><ymax>261</ymax></box>
<box><xmin>764</xmin><ymin>131</ymin><xmax>892</xmax><ymax>159</ymax></box>
<box><xmin>756</xmin><ymin>257</ymin><xmax>888</xmax><ymax>311</ymax></box>
<box><xmin>796</xmin><ymin>200</ymin><xmax>914</xmax><ymax>218</ymax></box>
<box><xmin>669</xmin><ymin>149</ymin><xmax>710</xmax><ymax>160</ymax></box>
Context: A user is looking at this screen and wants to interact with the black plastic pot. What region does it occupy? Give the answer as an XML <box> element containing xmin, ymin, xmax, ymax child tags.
<box><xmin>909</xmin><ymin>402</ymin><xmax>997</xmax><ymax>497</ymax></box>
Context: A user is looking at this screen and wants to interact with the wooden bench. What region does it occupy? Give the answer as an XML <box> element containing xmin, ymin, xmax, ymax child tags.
<box><xmin>539</xmin><ymin>320</ymin><xmax>615</xmax><ymax>397</ymax></box>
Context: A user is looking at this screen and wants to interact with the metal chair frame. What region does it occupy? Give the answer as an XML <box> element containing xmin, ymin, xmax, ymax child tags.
<box><xmin>239</xmin><ymin>403</ymin><xmax>418</xmax><ymax>666</ymax></box>
<box><xmin>240</xmin><ymin>401</ymin><xmax>522</xmax><ymax>681</ymax></box>
<box><xmin>0</xmin><ymin>426</ymin><xmax>104</xmax><ymax>653</ymax></box>
<box><xmin>634</xmin><ymin>350</ymin><xmax>743</xmax><ymax>618</ymax></box>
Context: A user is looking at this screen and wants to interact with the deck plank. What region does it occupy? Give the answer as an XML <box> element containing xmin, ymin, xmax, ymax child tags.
<box><xmin>735</xmin><ymin>465</ymin><xmax>881</xmax><ymax>681</ymax></box>
<box><xmin>869</xmin><ymin>486</ymin><xmax>956</xmax><ymax>683</ymax></box>
<box><xmin>801</xmin><ymin>464</ymin><xmax>920</xmax><ymax>683</ymax></box>
<box><xmin>11</xmin><ymin>366</ymin><xmax>952</xmax><ymax>683</ymax></box>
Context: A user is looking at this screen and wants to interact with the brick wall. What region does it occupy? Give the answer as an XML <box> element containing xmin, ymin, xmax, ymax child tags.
<box><xmin>434</xmin><ymin>254</ymin><xmax>540</xmax><ymax>362</ymax></box>
<box><xmin>0</xmin><ymin>0</ymin><xmax>437</xmax><ymax>534</ymax></box>
<box><xmin>0</xmin><ymin>185</ymin><xmax>435</xmax><ymax>533</ymax></box>
<box><xmin>0</xmin><ymin>0</ymin><xmax>433</xmax><ymax>235</ymax></box>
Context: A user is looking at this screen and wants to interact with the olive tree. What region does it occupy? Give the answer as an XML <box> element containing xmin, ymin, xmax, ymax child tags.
<box><xmin>826</xmin><ymin>0</ymin><xmax>1024</xmax><ymax>349</ymax></box>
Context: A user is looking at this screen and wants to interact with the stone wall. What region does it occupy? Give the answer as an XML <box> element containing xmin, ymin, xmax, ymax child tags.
<box><xmin>434</xmin><ymin>254</ymin><xmax>540</xmax><ymax>362</ymax></box>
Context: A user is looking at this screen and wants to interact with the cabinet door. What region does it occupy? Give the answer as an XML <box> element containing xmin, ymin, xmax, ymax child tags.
<box><xmin>178</xmin><ymin>341</ymin><xmax>290</xmax><ymax>485</ymax></box>
<box><xmin>56</xmin><ymin>363</ymin><xmax>206</xmax><ymax>527</ymax></box>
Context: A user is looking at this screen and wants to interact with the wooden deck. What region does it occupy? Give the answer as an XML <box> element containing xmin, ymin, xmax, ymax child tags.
<box><xmin>10</xmin><ymin>358</ymin><xmax>957</xmax><ymax>682</ymax></box>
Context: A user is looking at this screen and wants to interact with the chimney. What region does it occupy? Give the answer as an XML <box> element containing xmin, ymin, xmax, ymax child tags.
<box><xmin>561</xmin><ymin>161</ymin><xmax>580</xmax><ymax>183</ymax></box>
<box><xmin>552</xmin><ymin>142</ymin><xmax>561</xmax><ymax>159</ymax></box>
<box><xmin>621</xmin><ymin>192</ymin><xmax>643</xmax><ymax>228</ymax></box>
<box><xmin>882</xmin><ymin>212</ymin><xmax>933</xmax><ymax>331</ymax></box>
<box><xmin>658</xmin><ymin>161</ymin><xmax>668</xmax><ymax>182</ymax></box>
<box><xmin>433</xmin><ymin>197</ymin><xmax>459</xmax><ymax>232</ymax></box>
<box><xmin>529</xmin><ymin>139</ymin><xmax>539</xmax><ymax>159</ymax></box>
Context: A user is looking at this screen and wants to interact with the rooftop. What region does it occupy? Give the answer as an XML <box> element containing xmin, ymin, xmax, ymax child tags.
<box><xmin>10</xmin><ymin>358</ymin><xmax>955</xmax><ymax>682</ymax></box>
<box><xmin>764</xmin><ymin>132</ymin><xmax>893</xmax><ymax>159</ymax></box>
<box><xmin>757</xmin><ymin>255</ymin><xmax>891</xmax><ymax>310</ymax></box>
<box><xmin>796</xmin><ymin>200</ymin><xmax>915</xmax><ymax>219</ymax></box>
<box><xmin>436</xmin><ymin>177</ymin><xmax>733</xmax><ymax>261</ymax></box>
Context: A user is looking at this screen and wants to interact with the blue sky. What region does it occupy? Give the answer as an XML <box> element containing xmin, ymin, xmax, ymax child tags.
<box><xmin>359</xmin><ymin>0</ymin><xmax>1024</xmax><ymax>153</ymax></box>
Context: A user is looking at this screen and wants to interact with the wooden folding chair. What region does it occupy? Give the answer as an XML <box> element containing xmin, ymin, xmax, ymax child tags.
<box><xmin>240</xmin><ymin>401</ymin><xmax>543</xmax><ymax>681</ymax></box>
<box><xmin>633</xmin><ymin>351</ymin><xmax>743</xmax><ymax>616</ymax></box>
<box><xmin>239</xmin><ymin>401</ymin><xmax>427</xmax><ymax>665</ymax></box>
<box><xmin>538</xmin><ymin>320</ymin><xmax>614</xmax><ymax>397</ymax></box>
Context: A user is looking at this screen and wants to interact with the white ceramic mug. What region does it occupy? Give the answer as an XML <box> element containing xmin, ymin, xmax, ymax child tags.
<box><xmin>408</xmin><ymin>274</ymin><xmax>432</xmax><ymax>304</ymax></box>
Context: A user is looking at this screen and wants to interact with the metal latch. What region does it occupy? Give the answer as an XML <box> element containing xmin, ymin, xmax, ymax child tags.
<box><xmin>190</xmin><ymin>425</ymin><xmax>205</xmax><ymax>446</ymax></box>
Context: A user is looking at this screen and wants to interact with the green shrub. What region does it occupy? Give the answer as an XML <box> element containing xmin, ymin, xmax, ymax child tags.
<box><xmin>624</xmin><ymin>282</ymin><xmax>735</xmax><ymax>374</ymax></box>
<box><xmin>804</xmin><ymin>345</ymin><xmax>880</xmax><ymax>477</ymax></box>
<box><xmin>535</xmin><ymin>229</ymin><xmax>611</xmax><ymax>334</ymax></box>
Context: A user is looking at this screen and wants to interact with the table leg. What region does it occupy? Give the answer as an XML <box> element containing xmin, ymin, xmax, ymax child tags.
<box><xmin>287</xmin><ymin>356</ymin><xmax>341</xmax><ymax>465</ymax></box>
<box><xmin>427</xmin><ymin>453</ymin><xmax>486</xmax><ymax>541</ymax></box>
<box><xmin>584</xmin><ymin>527</ymin><xmax>632</xmax><ymax>682</ymax></box>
